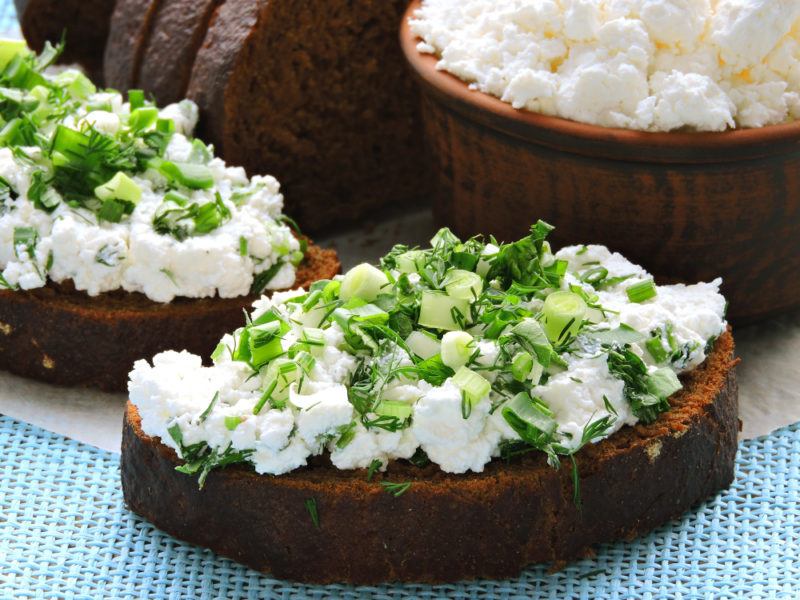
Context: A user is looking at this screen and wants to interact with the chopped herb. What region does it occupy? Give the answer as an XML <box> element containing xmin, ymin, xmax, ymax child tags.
<box><xmin>380</xmin><ymin>481</ymin><xmax>412</xmax><ymax>497</ymax></box>
<box><xmin>199</xmin><ymin>392</ymin><xmax>219</xmax><ymax>422</ymax></box>
<box><xmin>304</xmin><ymin>498</ymin><xmax>320</xmax><ymax>528</ymax></box>
<box><xmin>366</xmin><ymin>459</ymin><xmax>382</xmax><ymax>481</ymax></box>
<box><xmin>160</xmin><ymin>268</ymin><xmax>177</xmax><ymax>286</ymax></box>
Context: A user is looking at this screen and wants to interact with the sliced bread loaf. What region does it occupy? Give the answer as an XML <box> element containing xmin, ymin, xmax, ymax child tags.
<box><xmin>121</xmin><ymin>330</ymin><xmax>738</xmax><ymax>584</ymax></box>
<box><xmin>137</xmin><ymin>0</ymin><xmax>222</xmax><ymax>105</ymax></box>
<box><xmin>14</xmin><ymin>0</ymin><xmax>114</xmax><ymax>82</ymax></box>
<box><xmin>103</xmin><ymin>0</ymin><xmax>162</xmax><ymax>91</ymax></box>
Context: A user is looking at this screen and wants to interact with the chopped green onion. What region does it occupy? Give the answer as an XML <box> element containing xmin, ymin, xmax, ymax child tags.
<box><xmin>626</xmin><ymin>279</ymin><xmax>657</xmax><ymax>303</ymax></box>
<box><xmin>511</xmin><ymin>351</ymin><xmax>534</xmax><ymax>382</ymax></box>
<box><xmin>579</xmin><ymin>266</ymin><xmax>608</xmax><ymax>286</ymax></box>
<box><xmin>128</xmin><ymin>107</ymin><xmax>158</xmax><ymax>131</ymax></box>
<box><xmin>418</xmin><ymin>291</ymin><xmax>469</xmax><ymax>331</ymax></box>
<box><xmin>224</xmin><ymin>415</ymin><xmax>242</xmax><ymax>431</ymax></box>
<box><xmin>509</xmin><ymin>319</ymin><xmax>556</xmax><ymax>367</ymax></box>
<box><xmin>248</xmin><ymin>321</ymin><xmax>285</xmax><ymax>368</ymax></box>
<box><xmin>440</xmin><ymin>330</ymin><xmax>475</xmax><ymax>370</ymax></box>
<box><xmin>374</xmin><ymin>400</ymin><xmax>412</xmax><ymax>420</ymax></box>
<box><xmin>94</xmin><ymin>171</ymin><xmax>141</xmax><ymax>204</ymax></box>
<box><xmin>156</xmin><ymin>118</ymin><xmax>175</xmax><ymax>134</ymax></box>
<box><xmin>339</xmin><ymin>263</ymin><xmax>389</xmax><ymax>302</ymax></box>
<box><xmin>542</xmin><ymin>291</ymin><xmax>587</xmax><ymax>343</ymax></box>
<box><xmin>646</xmin><ymin>367</ymin><xmax>682</xmax><ymax>400</ymax></box>
<box><xmin>443</xmin><ymin>269</ymin><xmax>483</xmax><ymax>301</ymax></box>
<box><xmin>154</xmin><ymin>159</ymin><xmax>214</xmax><ymax>190</ymax></box>
<box><xmin>585</xmin><ymin>324</ymin><xmax>647</xmax><ymax>346</ymax></box>
<box><xmin>501</xmin><ymin>392</ymin><xmax>557</xmax><ymax>447</ymax></box>
<box><xmin>395</xmin><ymin>250</ymin><xmax>425</xmax><ymax>274</ymax></box>
<box><xmin>128</xmin><ymin>89</ymin><xmax>145</xmax><ymax>110</ymax></box>
<box><xmin>452</xmin><ymin>366</ymin><xmax>490</xmax><ymax>406</ymax></box>
<box><xmin>405</xmin><ymin>330</ymin><xmax>441</xmax><ymax>360</ymax></box>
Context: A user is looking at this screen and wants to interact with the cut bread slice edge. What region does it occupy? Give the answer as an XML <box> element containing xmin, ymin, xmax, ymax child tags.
<box><xmin>0</xmin><ymin>242</ymin><xmax>339</xmax><ymax>392</ymax></box>
<box><xmin>121</xmin><ymin>329</ymin><xmax>738</xmax><ymax>584</ymax></box>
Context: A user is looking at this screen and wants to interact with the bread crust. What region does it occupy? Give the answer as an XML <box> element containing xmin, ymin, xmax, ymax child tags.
<box><xmin>103</xmin><ymin>0</ymin><xmax>162</xmax><ymax>91</ymax></box>
<box><xmin>0</xmin><ymin>242</ymin><xmax>339</xmax><ymax>391</ymax></box>
<box><xmin>138</xmin><ymin>0</ymin><xmax>223</xmax><ymax>105</ymax></box>
<box><xmin>121</xmin><ymin>330</ymin><xmax>738</xmax><ymax>584</ymax></box>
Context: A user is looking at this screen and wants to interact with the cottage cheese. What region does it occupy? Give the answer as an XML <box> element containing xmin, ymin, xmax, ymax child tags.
<box><xmin>410</xmin><ymin>0</ymin><xmax>800</xmax><ymax>131</ymax></box>
<box><xmin>130</xmin><ymin>242</ymin><xmax>727</xmax><ymax>476</ymax></box>
<box><xmin>0</xmin><ymin>92</ymin><xmax>299</xmax><ymax>302</ymax></box>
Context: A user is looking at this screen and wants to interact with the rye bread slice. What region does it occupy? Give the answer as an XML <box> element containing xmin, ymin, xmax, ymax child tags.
<box><xmin>137</xmin><ymin>0</ymin><xmax>223</xmax><ymax>105</ymax></box>
<box><xmin>14</xmin><ymin>0</ymin><xmax>114</xmax><ymax>83</ymax></box>
<box><xmin>103</xmin><ymin>0</ymin><xmax>162</xmax><ymax>92</ymax></box>
<box><xmin>185</xmin><ymin>0</ymin><xmax>428</xmax><ymax>232</ymax></box>
<box><xmin>121</xmin><ymin>330</ymin><xmax>738</xmax><ymax>584</ymax></box>
<box><xmin>0</xmin><ymin>242</ymin><xmax>339</xmax><ymax>392</ymax></box>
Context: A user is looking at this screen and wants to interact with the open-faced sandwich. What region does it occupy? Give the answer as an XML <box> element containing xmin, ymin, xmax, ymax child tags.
<box><xmin>123</xmin><ymin>221</ymin><xmax>738</xmax><ymax>584</ymax></box>
<box><xmin>0</xmin><ymin>43</ymin><xmax>339</xmax><ymax>391</ymax></box>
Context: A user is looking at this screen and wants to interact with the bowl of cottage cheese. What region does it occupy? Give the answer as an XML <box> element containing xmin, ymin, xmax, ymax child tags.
<box><xmin>400</xmin><ymin>0</ymin><xmax>800</xmax><ymax>323</ymax></box>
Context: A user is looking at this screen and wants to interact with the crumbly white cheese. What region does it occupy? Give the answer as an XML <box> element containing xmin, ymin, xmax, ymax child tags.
<box><xmin>130</xmin><ymin>245</ymin><xmax>727</xmax><ymax>475</ymax></box>
<box><xmin>0</xmin><ymin>97</ymin><xmax>298</xmax><ymax>302</ymax></box>
<box><xmin>410</xmin><ymin>0</ymin><xmax>800</xmax><ymax>131</ymax></box>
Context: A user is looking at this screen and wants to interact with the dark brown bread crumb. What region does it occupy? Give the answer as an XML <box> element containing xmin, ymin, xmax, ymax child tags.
<box><xmin>103</xmin><ymin>0</ymin><xmax>162</xmax><ymax>91</ymax></box>
<box><xmin>0</xmin><ymin>242</ymin><xmax>339</xmax><ymax>392</ymax></box>
<box><xmin>14</xmin><ymin>0</ymin><xmax>114</xmax><ymax>83</ymax></box>
<box><xmin>122</xmin><ymin>330</ymin><xmax>738</xmax><ymax>584</ymax></box>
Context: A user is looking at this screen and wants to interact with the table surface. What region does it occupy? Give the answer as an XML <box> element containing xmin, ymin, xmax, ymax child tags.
<box><xmin>1</xmin><ymin>208</ymin><xmax>798</xmax><ymax>452</ymax></box>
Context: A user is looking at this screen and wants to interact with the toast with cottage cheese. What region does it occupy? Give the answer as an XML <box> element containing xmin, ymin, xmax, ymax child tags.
<box><xmin>0</xmin><ymin>243</ymin><xmax>339</xmax><ymax>392</ymax></box>
<box><xmin>122</xmin><ymin>329</ymin><xmax>737</xmax><ymax>584</ymax></box>
<box><xmin>122</xmin><ymin>223</ymin><xmax>738</xmax><ymax>583</ymax></box>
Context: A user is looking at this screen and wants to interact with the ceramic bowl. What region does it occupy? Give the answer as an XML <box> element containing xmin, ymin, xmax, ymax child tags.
<box><xmin>400</xmin><ymin>0</ymin><xmax>800</xmax><ymax>322</ymax></box>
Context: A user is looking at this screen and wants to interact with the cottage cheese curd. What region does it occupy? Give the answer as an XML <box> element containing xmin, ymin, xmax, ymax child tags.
<box><xmin>410</xmin><ymin>0</ymin><xmax>800</xmax><ymax>131</ymax></box>
<box><xmin>0</xmin><ymin>70</ymin><xmax>299</xmax><ymax>302</ymax></box>
<box><xmin>130</xmin><ymin>233</ymin><xmax>727</xmax><ymax>477</ymax></box>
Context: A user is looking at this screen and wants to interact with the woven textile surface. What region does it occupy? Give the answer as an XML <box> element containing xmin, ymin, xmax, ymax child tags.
<box><xmin>0</xmin><ymin>415</ymin><xmax>798</xmax><ymax>599</ymax></box>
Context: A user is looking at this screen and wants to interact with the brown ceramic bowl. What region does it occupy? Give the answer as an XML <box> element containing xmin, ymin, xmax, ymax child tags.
<box><xmin>400</xmin><ymin>0</ymin><xmax>800</xmax><ymax>323</ymax></box>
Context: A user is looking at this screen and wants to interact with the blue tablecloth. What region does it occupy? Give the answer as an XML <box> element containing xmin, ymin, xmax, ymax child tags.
<box><xmin>1</xmin><ymin>415</ymin><xmax>798</xmax><ymax>599</ymax></box>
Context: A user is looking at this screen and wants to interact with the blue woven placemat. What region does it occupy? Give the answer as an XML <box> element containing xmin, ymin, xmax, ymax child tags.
<box><xmin>0</xmin><ymin>415</ymin><xmax>798</xmax><ymax>599</ymax></box>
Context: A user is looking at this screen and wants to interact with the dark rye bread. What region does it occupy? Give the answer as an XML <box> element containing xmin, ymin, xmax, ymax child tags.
<box><xmin>137</xmin><ymin>0</ymin><xmax>222</xmax><ymax>105</ymax></box>
<box><xmin>14</xmin><ymin>0</ymin><xmax>114</xmax><ymax>82</ymax></box>
<box><xmin>0</xmin><ymin>243</ymin><xmax>339</xmax><ymax>392</ymax></box>
<box><xmin>181</xmin><ymin>0</ymin><xmax>427</xmax><ymax>232</ymax></box>
<box><xmin>103</xmin><ymin>0</ymin><xmax>162</xmax><ymax>91</ymax></box>
<box><xmin>121</xmin><ymin>330</ymin><xmax>739</xmax><ymax>584</ymax></box>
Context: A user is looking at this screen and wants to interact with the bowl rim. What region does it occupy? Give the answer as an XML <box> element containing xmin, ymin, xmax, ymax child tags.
<box><xmin>400</xmin><ymin>0</ymin><xmax>800</xmax><ymax>154</ymax></box>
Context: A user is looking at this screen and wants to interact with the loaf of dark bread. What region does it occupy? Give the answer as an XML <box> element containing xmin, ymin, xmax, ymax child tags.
<box><xmin>0</xmin><ymin>243</ymin><xmax>339</xmax><ymax>392</ymax></box>
<box><xmin>137</xmin><ymin>0</ymin><xmax>221</xmax><ymax>105</ymax></box>
<box><xmin>121</xmin><ymin>330</ymin><xmax>738</xmax><ymax>584</ymax></box>
<box><xmin>102</xmin><ymin>0</ymin><xmax>428</xmax><ymax>232</ymax></box>
<box><xmin>103</xmin><ymin>0</ymin><xmax>162</xmax><ymax>91</ymax></box>
<box><xmin>14</xmin><ymin>0</ymin><xmax>114</xmax><ymax>82</ymax></box>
